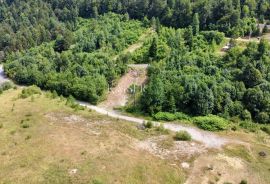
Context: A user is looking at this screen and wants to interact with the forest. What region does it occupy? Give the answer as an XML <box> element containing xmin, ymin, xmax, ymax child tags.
<box><xmin>1</xmin><ymin>0</ymin><xmax>270</xmax><ymax>124</ymax></box>
<box><xmin>1</xmin><ymin>0</ymin><xmax>270</xmax><ymax>54</ymax></box>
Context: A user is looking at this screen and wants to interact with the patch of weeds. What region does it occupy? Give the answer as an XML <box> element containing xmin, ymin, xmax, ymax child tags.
<box><xmin>0</xmin><ymin>123</ymin><xmax>3</xmax><ymax>129</ymax></box>
<box><xmin>25</xmin><ymin>113</ymin><xmax>32</xmax><ymax>117</ymax></box>
<box><xmin>1</xmin><ymin>151</ymin><xmax>7</xmax><ymax>156</ymax></box>
<box><xmin>155</xmin><ymin>123</ymin><xmax>169</xmax><ymax>134</ymax></box>
<box><xmin>20</xmin><ymin>85</ymin><xmax>42</xmax><ymax>99</ymax></box>
<box><xmin>43</xmin><ymin>164</ymin><xmax>72</xmax><ymax>184</ymax></box>
<box><xmin>21</xmin><ymin>122</ymin><xmax>30</xmax><ymax>129</ymax></box>
<box><xmin>25</xmin><ymin>135</ymin><xmax>31</xmax><ymax>140</ymax></box>
<box><xmin>239</xmin><ymin>180</ymin><xmax>247</xmax><ymax>184</ymax></box>
<box><xmin>174</xmin><ymin>131</ymin><xmax>192</xmax><ymax>141</ymax></box>
<box><xmin>81</xmin><ymin>151</ymin><xmax>87</xmax><ymax>155</ymax></box>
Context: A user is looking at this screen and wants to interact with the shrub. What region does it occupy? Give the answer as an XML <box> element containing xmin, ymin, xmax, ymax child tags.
<box><xmin>194</xmin><ymin>115</ymin><xmax>229</xmax><ymax>131</ymax></box>
<box><xmin>174</xmin><ymin>131</ymin><xmax>192</xmax><ymax>141</ymax></box>
<box><xmin>143</xmin><ymin>121</ymin><xmax>153</xmax><ymax>129</ymax></box>
<box><xmin>154</xmin><ymin>112</ymin><xmax>177</xmax><ymax>121</ymax></box>
<box><xmin>0</xmin><ymin>123</ymin><xmax>3</xmax><ymax>128</ymax></box>
<box><xmin>21</xmin><ymin>122</ymin><xmax>30</xmax><ymax>129</ymax></box>
<box><xmin>175</xmin><ymin>112</ymin><xmax>191</xmax><ymax>121</ymax></box>
<box><xmin>20</xmin><ymin>85</ymin><xmax>41</xmax><ymax>99</ymax></box>
<box><xmin>25</xmin><ymin>135</ymin><xmax>31</xmax><ymax>140</ymax></box>
<box><xmin>239</xmin><ymin>180</ymin><xmax>247</xmax><ymax>184</ymax></box>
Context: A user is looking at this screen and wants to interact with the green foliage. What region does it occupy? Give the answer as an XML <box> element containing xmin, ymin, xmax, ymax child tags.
<box><xmin>155</xmin><ymin>123</ymin><xmax>169</xmax><ymax>134</ymax></box>
<box><xmin>154</xmin><ymin>112</ymin><xmax>177</xmax><ymax>121</ymax></box>
<box><xmin>20</xmin><ymin>86</ymin><xmax>42</xmax><ymax>99</ymax></box>
<box><xmin>174</xmin><ymin>131</ymin><xmax>192</xmax><ymax>141</ymax></box>
<box><xmin>143</xmin><ymin>121</ymin><xmax>154</xmax><ymax>129</ymax></box>
<box><xmin>175</xmin><ymin>112</ymin><xmax>191</xmax><ymax>121</ymax></box>
<box><xmin>139</xmin><ymin>26</ymin><xmax>270</xmax><ymax>125</ymax></box>
<box><xmin>21</xmin><ymin>122</ymin><xmax>30</xmax><ymax>129</ymax></box>
<box><xmin>239</xmin><ymin>121</ymin><xmax>258</xmax><ymax>132</ymax></box>
<box><xmin>201</xmin><ymin>31</ymin><xmax>225</xmax><ymax>45</ymax></box>
<box><xmin>194</xmin><ymin>115</ymin><xmax>229</xmax><ymax>131</ymax></box>
<box><xmin>5</xmin><ymin>13</ymin><xmax>145</xmax><ymax>104</ymax></box>
<box><xmin>239</xmin><ymin>180</ymin><xmax>247</xmax><ymax>184</ymax></box>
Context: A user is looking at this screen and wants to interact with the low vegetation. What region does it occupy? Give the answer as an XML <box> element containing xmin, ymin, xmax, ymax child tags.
<box><xmin>0</xmin><ymin>81</ymin><xmax>14</xmax><ymax>94</ymax></box>
<box><xmin>174</xmin><ymin>131</ymin><xmax>192</xmax><ymax>141</ymax></box>
<box><xmin>194</xmin><ymin>115</ymin><xmax>229</xmax><ymax>131</ymax></box>
<box><xmin>0</xmin><ymin>88</ymin><xmax>185</xmax><ymax>184</ymax></box>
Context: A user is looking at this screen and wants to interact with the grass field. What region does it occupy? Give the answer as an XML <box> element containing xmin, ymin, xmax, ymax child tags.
<box><xmin>0</xmin><ymin>89</ymin><xmax>185</xmax><ymax>184</ymax></box>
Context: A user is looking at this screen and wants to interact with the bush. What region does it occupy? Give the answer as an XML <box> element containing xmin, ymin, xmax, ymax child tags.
<box><xmin>143</xmin><ymin>121</ymin><xmax>153</xmax><ymax>129</ymax></box>
<box><xmin>174</xmin><ymin>131</ymin><xmax>192</xmax><ymax>141</ymax></box>
<box><xmin>241</xmin><ymin>110</ymin><xmax>252</xmax><ymax>121</ymax></box>
<box><xmin>0</xmin><ymin>123</ymin><xmax>3</xmax><ymax>128</ymax></box>
<box><xmin>21</xmin><ymin>123</ymin><xmax>30</xmax><ymax>129</ymax></box>
<box><xmin>175</xmin><ymin>112</ymin><xmax>191</xmax><ymax>121</ymax></box>
<box><xmin>154</xmin><ymin>112</ymin><xmax>177</xmax><ymax>121</ymax></box>
<box><xmin>239</xmin><ymin>180</ymin><xmax>247</xmax><ymax>184</ymax></box>
<box><xmin>194</xmin><ymin>115</ymin><xmax>229</xmax><ymax>131</ymax></box>
<box><xmin>20</xmin><ymin>86</ymin><xmax>41</xmax><ymax>99</ymax></box>
<box><xmin>256</xmin><ymin>112</ymin><xmax>270</xmax><ymax>124</ymax></box>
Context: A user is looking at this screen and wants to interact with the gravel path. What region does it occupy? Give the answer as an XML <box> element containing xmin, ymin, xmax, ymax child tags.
<box><xmin>79</xmin><ymin>101</ymin><xmax>229</xmax><ymax>148</ymax></box>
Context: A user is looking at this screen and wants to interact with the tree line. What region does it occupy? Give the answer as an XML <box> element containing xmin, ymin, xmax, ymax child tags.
<box><xmin>1</xmin><ymin>0</ymin><xmax>270</xmax><ymax>55</ymax></box>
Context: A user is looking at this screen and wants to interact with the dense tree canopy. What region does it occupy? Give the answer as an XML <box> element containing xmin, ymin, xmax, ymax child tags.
<box><xmin>132</xmin><ymin>25</ymin><xmax>270</xmax><ymax>124</ymax></box>
<box><xmin>4</xmin><ymin>13</ymin><xmax>146</xmax><ymax>104</ymax></box>
<box><xmin>1</xmin><ymin>0</ymin><xmax>270</xmax><ymax>56</ymax></box>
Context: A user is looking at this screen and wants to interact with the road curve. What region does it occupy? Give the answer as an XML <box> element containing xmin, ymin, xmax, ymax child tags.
<box><xmin>78</xmin><ymin>101</ymin><xmax>229</xmax><ymax>148</ymax></box>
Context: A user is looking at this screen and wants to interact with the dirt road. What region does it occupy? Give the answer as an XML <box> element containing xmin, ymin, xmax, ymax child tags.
<box><xmin>99</xmin><ymin>65</ymin><xmax>148</xmax><ymax>109</ymax></box>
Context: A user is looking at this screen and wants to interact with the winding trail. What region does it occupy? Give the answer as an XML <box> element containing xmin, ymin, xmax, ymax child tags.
<box><xmin>78</xmin><ymin>101</ymin><xmax>229</xmax><ymax>148</ymax></box>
